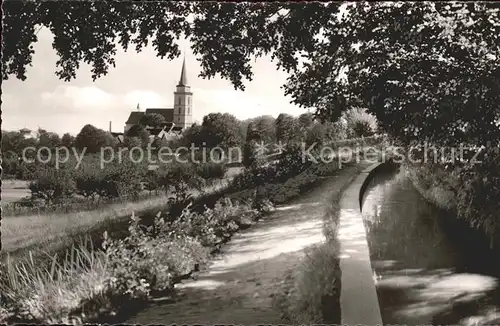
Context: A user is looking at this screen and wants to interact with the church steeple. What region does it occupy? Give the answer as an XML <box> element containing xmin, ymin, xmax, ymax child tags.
<box><xmin>174</xmin><ymin>54</ymin><xmax>193</xmax><ymax>129</ymax></box>
<box><xmin>178</xmin><ymin>55</ymin><xmax>188</xmax><ymax>86</ymax></box>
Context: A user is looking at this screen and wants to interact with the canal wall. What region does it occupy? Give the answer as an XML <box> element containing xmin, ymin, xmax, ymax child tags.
<box><xmin>338</xmin><ymin>162</ymin><xmax>388</xmax><ymax>326</ymax></box>
<box><xmin>359</xmin><ymin>160</ymin><xmax>399</xmax><ymax>211</ymax></box>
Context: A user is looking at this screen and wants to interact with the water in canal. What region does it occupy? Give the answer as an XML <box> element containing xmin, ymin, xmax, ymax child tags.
<box><xmin>361</xmin><ymin>166</ymin><xmax>500</xmax><ymax>326</ymax></box>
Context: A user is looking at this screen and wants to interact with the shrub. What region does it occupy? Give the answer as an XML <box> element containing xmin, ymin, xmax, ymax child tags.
<box><xmin>29</xmin><ymin>167</ymin><xmax>76</xmax><ymax>204</ymax></box>
<box><xmin>75</xmin><ymin>164</ymin><xmax>106</xmax><ymax>201</ymax></box>
<box><xmin>275</xmin><ymin>144</ymin><xmax>312</xmax><ymax>181</ymax></box>
<box><xmin>143</xmin><ymin>170</ymin><xmax>160</xmax><ymax>195</ymax></box>
<box><xmin>123</xmin><ymin>136</ymin><xmax>143</xmax><ymax>149</ymax></box>
<box><xmin>102</xmin><ymin>161</ymin><xmax>144</xmax><ymax>199</ymax></box>
<box><xmin>195</xmin><ymin>162</ymin><xmax>227</xmax><ymax>181</ymax></box>
<box><xmin>455</xmin><ymin>149</ymin><xmax>500</xmax><ymax>245</ymax></box>
<box><xmin>342</xmin><ymin>108</ymin><xmax>377</xmax><ymax>138</ymax></box>
<box><xmin>277</xmin><ymin>244</ymin><xmax>341</xmax><ymax>324</ymax></box>
<box><xmin>168</xmin><ymin>198</ymin><xmax>260</xmax><ymax>247</ymax></box>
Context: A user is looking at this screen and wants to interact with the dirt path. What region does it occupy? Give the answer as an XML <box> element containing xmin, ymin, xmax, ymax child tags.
<box><xmin>124</xmin><ymin>163</ymin><xmax>370</xmax><ymax>324</ymax></box>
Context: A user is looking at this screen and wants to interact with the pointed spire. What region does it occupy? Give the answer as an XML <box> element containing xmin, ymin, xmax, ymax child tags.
<box><xmin>178</xmin><ymin>54</ymin><xmax>188</xmax><ymax>86</ymax></box>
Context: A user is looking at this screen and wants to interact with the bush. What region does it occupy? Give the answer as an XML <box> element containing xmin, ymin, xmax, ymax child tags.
<box><xmin>455</xmin><ymin>149</ymin><xmax>500</xmax><ymax>245</ymax></box>
<box><xmin>406</xmin><ymin>145</ymin><xmax>500</xmax><ymax>249</ymax></box>
<box><xmin>143</xmin><ymin>170</ymin><xmax>161</xmax><ymax>194</ymax></box>
<box><xmin>29</xmin><ymin>167</ymin><xmax>76</xmax><ymax>204</ymax></box>
<box><xmin>75</xmin><ymin>164</ymin><xmax>106</xmax><ymax>200</ymax></box>
<box><xmin>195</xmin><ymin>162</ymin><xmax>227</xmax><ymax>181</ymax></box>
<box><xmin>168</xmin><ymin>198</ymin><xmax>260</xmax><ymax>247</ymax></box>
<box><xmin>102</xmin><ymin>161</ymin><xmax>144</xmax><ymax>199</ymax></box>
<box><xmin>263</xmin><ymin>170</ymin><xmax>319</xmax><ymax>205</ymax></box>
<box><xmin>275</xmin><ymin>144</ymin><xmax>312</xmax><ymax>181</ymax></box>
<box><xmin>342</xmin><ymin>108</ymin><xmax>377</xmax><ymax>138</ymax></box>
<box><xmin>277</xmin><ymin>244</ymin><xmax>341</xmax><ymax>324</ymax></box>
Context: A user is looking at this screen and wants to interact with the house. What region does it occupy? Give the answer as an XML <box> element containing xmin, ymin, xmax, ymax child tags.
<box><xmin>145</xmin><ymin>122</ymin><xmax>185</xmax><ymax>143</ymax></box>
<box><xmin>124</xmin><ymin>56</ymin><xmax>194</xmax><ymax>134</ymax></box>
<box><xmin>18</xmin><ymin>128</ymin><xmax>37</xmax><ymax>139</ymax></box>
<box><xmin>110</xmin><ymin>132</ymin><xmax>124</xmax><ymax>144</ymax></box>
<box><xmin>19</xmin><ymin>128</ymin><xmax>31</xmax><ymax>135</ymax></box>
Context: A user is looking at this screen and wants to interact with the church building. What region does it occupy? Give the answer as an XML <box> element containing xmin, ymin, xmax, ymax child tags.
<box><xmin>124</xmin><ymin>56</ymin><xmax>194</xmax><ymax>136</ymax></box>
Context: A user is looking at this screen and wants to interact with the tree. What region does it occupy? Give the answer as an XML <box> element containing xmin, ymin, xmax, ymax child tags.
<box><xmin>275</xmin><ymin>113</ymin><xmax>300</xmax><ymax>143</ymax></box>
<box><xmin>252</xmin><ymin>115</ymin><xmax>276</xmax><ymax>144</ymax></box>
<box><xmin>298</xmin><ymin>113</ymin><xmax>315</xmax><ymax>131</ymax></box>
<box><xmin>61</xmin><ymin>133</ymin><xmax>75</xmax><ymax>148</ymax></box>
<box><xmin>38</xmin><ymin>130</ymin><xmax>61</xmax><ymax>148</ymax></box>
<box><xmin>282</xmin><ymin>3</ymin><xmax>500</xmax><ymax>147</ymax></box>
<box><xmin>342</xmin><ymin>108</ymin><xmax>377</xmax><ymax>138</ymax></box>
<box><xmin>1</xmin><ymin>131</ymin><xmax>25</xmax><ymax>154</ymax></box>
<box><xmin>123</xmin><ymin>136</ymin><xmax>143</xmax><ymax>149</ymax></box>
<box><xmin>125</xmin><ymin>124</ymin><xmax>150</xmax><ymax>146</ymax></box>
<box><xmin>201</xmin><ymin>113</ymin><xmax>242</xmax><ymax>149</ymax></box>
<box><xmin>243</xmin><ymin>121</ymin><xmax>263</xmax><ymax>168</ymax></box>
<box><xmin>323</xmin><ymin>121</ymin><xmax>347</xmax><ymax>142</ymax></box>
<box><xmin>139</xmin><ymin>113</ymin><xmax>166</xmax><ymax>128</ymax></box>
<box><xmin>4</xmin><ymin>2</ymin><xmax>499</xmax><ymax>147</ymax></box>
<box><xmin>180</xmin><ymin>123</ymin><xmax>203</xmax><ymax>148</ymax></box>
<box><xmin>29</xmin><ymin>166</ymin><xmax>76</xmax><ymax>204</ymax></box>
<box><xmin>245</xmin><ymin>122</ymin><xmax>260</xmax><ymax>142</ymax></box>
<box><xmin>306</xmin><ymin>122</ymin><xmax>327</xmax><ymax>146</ymax></box>
<box><xmin>75</xmin><ymin>124</ymin><xmax>116</xmax><ymax>153</ymax></box>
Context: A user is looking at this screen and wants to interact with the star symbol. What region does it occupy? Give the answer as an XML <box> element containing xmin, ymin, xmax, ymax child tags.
<box><xmin>263</xmin><ymin>141</ymin><xmax>286</xmax><ymax>159</ymax></box>
<box><xmin>274</xmin><ymin>141</ymin><xmax>286</xmax><ymax>155</ymax></box>
<box><xmin>254</xmin><ymin>140</ymin><xmax>268</xmax><ymax>156</ymax></box>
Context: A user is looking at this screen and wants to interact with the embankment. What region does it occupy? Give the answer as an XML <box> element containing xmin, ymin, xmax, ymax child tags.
<box><xmin>403</xmin><ymin>161</ymin><xmax>500</xmax><ymax>254</ymax></box>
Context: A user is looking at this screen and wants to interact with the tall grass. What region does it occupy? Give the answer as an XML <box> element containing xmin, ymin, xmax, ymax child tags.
<box><xmin>1</xmin><ymin>237</ymin><xmax>110</xmax><ymax>324</ymax></box>
<box><xmin>274</xmin><ymin>163</ymin><xmax>367</xmax><ymax>324</ymax></box>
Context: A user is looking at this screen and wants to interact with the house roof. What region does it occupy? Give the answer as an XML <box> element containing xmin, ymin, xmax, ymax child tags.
<box><xmin>148</xmin><ymin>128</ymin><xmax>165</xmax><ymax>136</ymax></box>
<box><xmin>145</xmin><ymin>108</ymin><xmax>174</xmax><ymax>122</ymax></box>
<box><xmin>125</xmin><ymin>111</ymin><xmax>145</xmax><ymax>124</ymax></box>
<box><xmin>125</xmin><ymin>108</ymin><xmax>175</xmax><ymax>126</ymax></box>
<box><xmin>110</xmin><ymin>132</ymin><xmax>124</xmax><ymax>143</ymax></box>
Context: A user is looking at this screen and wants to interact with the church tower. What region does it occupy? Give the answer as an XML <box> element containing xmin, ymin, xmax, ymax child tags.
<box><xmin>173</xmin><ymin>56</ymin><xmax>193</xmax><ymax>129</ymax></box>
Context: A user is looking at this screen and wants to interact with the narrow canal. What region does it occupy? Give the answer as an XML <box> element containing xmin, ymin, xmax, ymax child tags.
<box><xmin>361</xmin><ymin>165</ymin><xmax>500</xmax><ymax>326</ymax></box>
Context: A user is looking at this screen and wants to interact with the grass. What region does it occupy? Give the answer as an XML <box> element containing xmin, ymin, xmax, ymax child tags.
<box><xmin>1</xmin><ymin>179</ymin><xmax>30</xmax><ymax>189</ymax></box>
<box><xmin>403</xmin><ymin>162</ymin><xmax>457</xmax><ymax>211</ymax></box>
<box><xmin>1</xmin><ymin>180</ymin><xmax>232</xmax><ymax>259</ymax></box>
<box><xmin>2</xmin><ymin>167</ymin><xmax>243</xmax><ymax>217</ymax></box>
<box><xmin>1</xmin><ymin>238</ymin><xmax>113</xmax><ymax>324</ymax></box>
<box><xmin>1</xmin><ymin>180</ymin><xmax>31</xmax><ymax>204</ymax></box>
<box><xmin>1</xmin><ymin>167</ymin><xmax>243</xmax><ymax>256</ymax></box>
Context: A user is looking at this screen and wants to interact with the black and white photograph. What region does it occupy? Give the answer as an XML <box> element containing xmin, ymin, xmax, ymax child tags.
<box><xmin>1</xmin><ymin>1</ymin><xmax>499</xmax><ymax>325</ymax></box>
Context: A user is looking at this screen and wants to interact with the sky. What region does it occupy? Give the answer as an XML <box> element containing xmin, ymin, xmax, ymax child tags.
<box><xmin>2</xmin><ymin>28</ymin><xmax>305</xmax><ymax>136</ymax></box>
